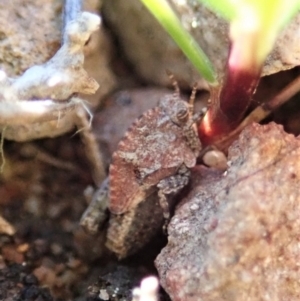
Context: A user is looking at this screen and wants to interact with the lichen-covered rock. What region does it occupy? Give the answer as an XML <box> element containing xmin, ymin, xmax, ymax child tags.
<box><xmin>81</xmin><ymin>0</ymin><xmax>117</xmax><ymax>108</ymax></box>
<box><xmin>0</xmin><ymin>2</ymin><xmax>116</xmax><ymax>142</ymax></box>
<box><xmin>0</xmin><ymin>0</ymin><xmax>115</xmax><ymax>107</ymax></box>
<box><xmin>0</xmin><ymin>0</ymin><xmax>61</xmax><ymax>76</ymax></box>
<box><xmin>103</xmin><ymin>0</ymin><xmax>300</xmax><ymax>87</ymax></box>
<box><xmin>0</xmin><ymin>12</ymin><xmax>101</xmax><ymax>142</ymax></box>
<box><xmin>106</xmin><ymin>193</ymin><xmax>164</xmax><ymax>259</ymax></box>
<box><xmin>156</xmin><ymin>122</ymin><xmax>300</xmax><ymax>301</ymax></box>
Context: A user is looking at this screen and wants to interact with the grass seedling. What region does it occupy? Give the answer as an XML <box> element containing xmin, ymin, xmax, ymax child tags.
<box><xmin>140</xmin><ymin>0</ymin><xmax>300</xmax><ymax>146</ymax></box>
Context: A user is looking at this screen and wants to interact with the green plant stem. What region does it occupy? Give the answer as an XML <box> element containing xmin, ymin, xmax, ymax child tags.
<box><xmin>140</xmin><ymin>0</ymin><xmax>218</xmax><ymax>85</ymax></box>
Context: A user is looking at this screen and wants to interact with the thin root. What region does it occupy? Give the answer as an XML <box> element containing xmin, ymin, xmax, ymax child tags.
<box><xmin>74</xmin><ymin>106</ymin><xmax>106</xmax><ymax>186</ymax></box>
<box><xmin>73</xmin><ymin>100</ymin><xmax>93</xmax><ymax>135</ymax></box>
<box><xmin>0</xmin><ymin>126</ymin><xmax>6</xmax><ymax>172</ymax></box>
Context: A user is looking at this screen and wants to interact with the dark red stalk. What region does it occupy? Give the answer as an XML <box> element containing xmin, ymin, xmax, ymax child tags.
<box><xmin>199</xmin><ymin>45</ymin><xmax>261</xmax><ymax>146</ymax></box>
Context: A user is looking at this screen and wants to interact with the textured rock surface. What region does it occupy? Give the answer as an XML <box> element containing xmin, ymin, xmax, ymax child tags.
<box><xmin>0</xmin><ymin>0</ymin><xmax>116</xmax><ymax>142</ymax></box>
<box><xmin>0</xmin><ymin>0</ymin><xmax>61</xmax><ymax>76</ymax></box>
<box><xmin>81</xmin><ymin>0</ymin><xmax>117</xmax><ymax>108</ymax></box>
<box><xmin>0</xmin><ymin>0</ymin><xmax>115</xmax><ymax>105</ymax></box>
<box><xmin>0</xmin><ymin>12</ymin><xmax>101</xmax><ymax>142</ymax></box>
<box><xmin>103</xmin><ymin>0</ymin><xmax>300</xmax><ymax>87</ymax></box>
<box><xmin>156</xmin><ymin>122</ymin><xmax>300</xmax><ymax>301</ymax></box>
<box><xmin>103</xmin><ymin>0</ymin><xmax>212</xmax><ymax>89</ymax></box>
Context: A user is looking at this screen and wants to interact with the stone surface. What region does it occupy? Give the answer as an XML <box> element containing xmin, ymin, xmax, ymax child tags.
<box><xmin>0</xmin><ymin>0</ymin><xmax>116</xmax><ymax>141</ymax></box>
<box><xmin>0</xmin><ymin>0</ymin><xmax>116</xmax><ymax>107</ymax></box>
<box><xmin>103</xmin><ymin>0</ymin><xmax>211</xmax><ymax>89</ymax></box>
<box><xmin>0</xmin><ymin>12</ymin><xmax>101</xmax><ymax>142</ymax></box>
<box><xmin>103</xmin><ymin>0</ymin><xmax>300</xmax><ymax>87</ymax></box>
<box><xmin>156</xmin><ymin>122</ymin><xmax>300</xmax><ymax>301</ymax></box>
<box><xmin>0</xmin><ymin>0</ymin><xmax>61</xmax><ymax>76</ymax></box>
<box><xmin>81</xmin><ymin>0</ymin><xmax>116</xmax><ymax>108</ymax></box>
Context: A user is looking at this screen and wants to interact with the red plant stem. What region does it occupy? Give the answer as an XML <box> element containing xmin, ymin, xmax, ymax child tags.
<box><xmin>210</xmin><ymin>73</ymin><xmax>300</xmax><ymax>152</ymax></box>
<box><xmin>199</xmin><ymin>56</ymin><xmax>261</xmax><ymax>146</ymax></box>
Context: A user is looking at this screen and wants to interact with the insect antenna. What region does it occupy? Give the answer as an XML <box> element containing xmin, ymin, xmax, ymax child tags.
<box><xmin>166</xmin><ymin>70</ymin><xmax>180</xmax><ymax>97</ymax></box>
<box><xmin>189</xmin><ymin>83</ymin><xmax>197</xmax><ymax>115</ymax></box>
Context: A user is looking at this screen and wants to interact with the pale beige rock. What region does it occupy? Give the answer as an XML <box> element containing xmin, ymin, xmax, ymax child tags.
<box><xmin>103</xmin><ymin>0</ymin><xmax>300</xmax><ymax>87</ymax></box>
<box><xmin>0</xmin><ymin>11</ymin><xmax>107</xmax><ymax>184</ymax></box>
<box><xmin>0</xmin><ymin>216</ymin><xmax>15</xmax><ymax>235</ymax></box>
<box><xmin>103</xmin><ymin>0</ymin><xmax>210</xmax><ymax>89</ymax></box>
<box><xmin>0</xmin><ymin>12</ymin><xmax>101</xmax><ymax>141</ymax></box>
<box><xmin>0</xmin><ymin>0</ymin><xmax>61</xmax><ymax>76</ymax></box>
<box><xmin>0</xmin><ymin>0</ymin><xmax>116</xmax><ymax>121</ymax></box>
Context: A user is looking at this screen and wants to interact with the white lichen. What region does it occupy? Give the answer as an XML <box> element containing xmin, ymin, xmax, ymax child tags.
<box><xmin>132</xmin><ymin>276</ymin><xmax>159</xmax><ymax>301</ymax></box>
<box><xmin>0</xmin><ymin>12</ymin><xmax>100</xmax><ymax>127</ymax></box>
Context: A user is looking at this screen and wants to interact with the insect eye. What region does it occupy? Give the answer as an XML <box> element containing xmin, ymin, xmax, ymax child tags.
<box><xmin>176</xmin><ymin>108</ymin><xmax>189</xmax><ymax>122</ymax></box>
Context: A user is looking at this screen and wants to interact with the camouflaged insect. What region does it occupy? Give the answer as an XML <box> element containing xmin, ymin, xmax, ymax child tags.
<box><xmin>109</xmin><ymin>88</ymin><xmax>202</xmax><ymax>219</ymax></box>
<box><xmin>80</xmin><ymin>87</ymin><xmax>204</xmax><ymax>258</ymax></box>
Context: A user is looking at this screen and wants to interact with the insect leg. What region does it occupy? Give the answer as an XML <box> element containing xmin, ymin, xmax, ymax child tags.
<box><xmin>157</xmin><ymin>165</ymin><xmax>190</xmax><ymax>230</ymax></box>
<box><xmin>74</xmin><ymin>105</ymin><xmax>106</xmax><ymax>186</ymax></box>
<box><xmin>80</xmin><ymin>177</ymin><xmax>109</xmax><ymax>235</ymax></box>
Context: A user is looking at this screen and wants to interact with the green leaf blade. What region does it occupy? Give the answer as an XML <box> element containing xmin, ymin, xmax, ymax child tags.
<box><xmin>140</xmin><ymin>0</ymin><xmax>218</xmax><ymax>85</ymax></box>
